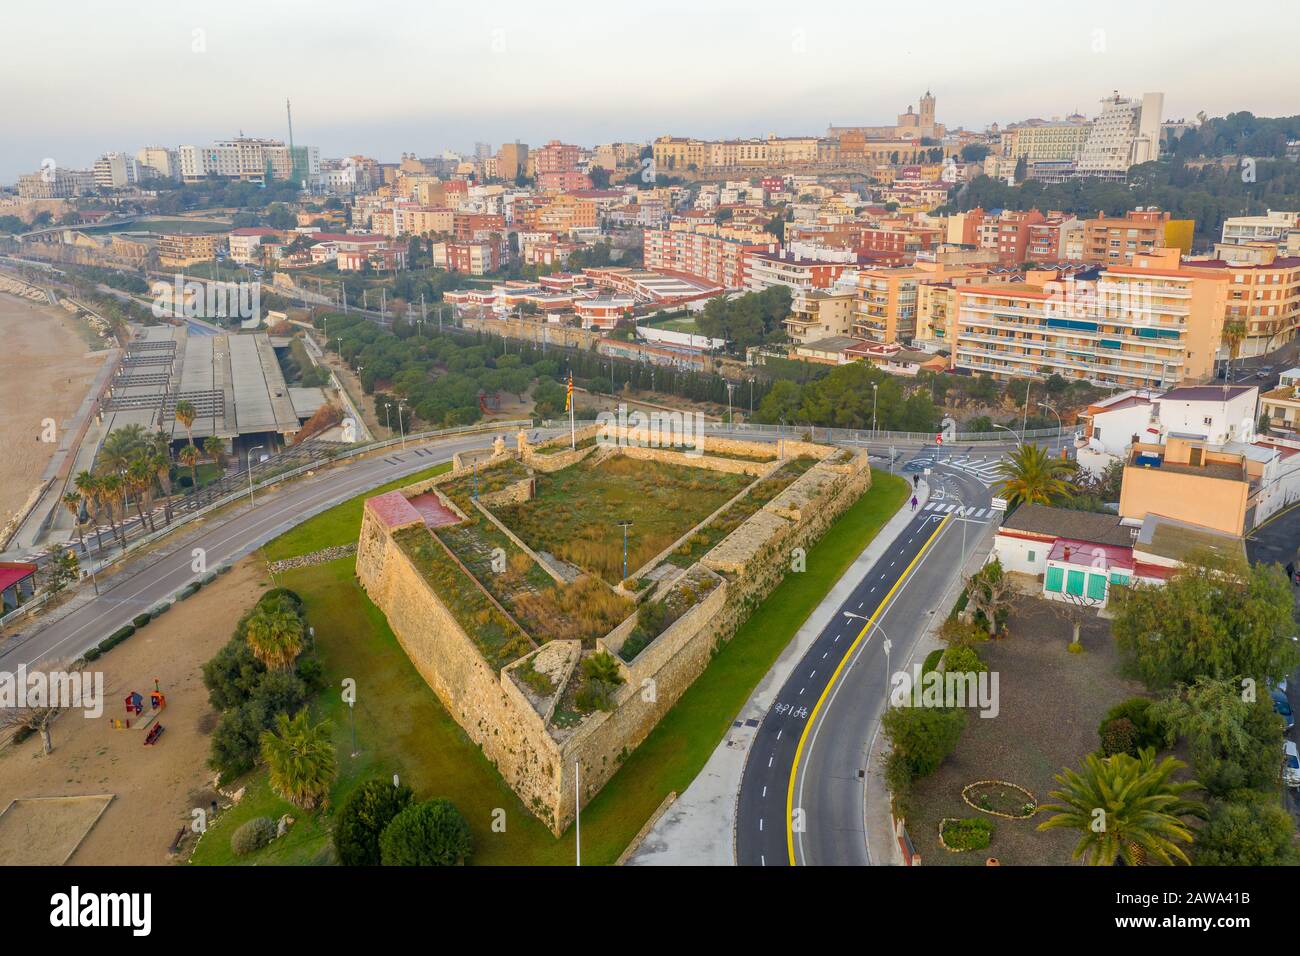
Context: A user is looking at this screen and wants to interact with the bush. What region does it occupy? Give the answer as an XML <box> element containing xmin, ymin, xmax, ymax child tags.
<box><xmin>921</xmin><ymin>649</ymin><xmax>943</xmax><ymax>677</ymax></box>
<box><xmin>881</xmin><ymin>704</ymin><xmax>966</xmax><ymax>779</ymax></box>
<box><xmin>1098</xmin><ymin>697</ymin><xmax>1162</xmax><ymax>751</ymax></box>
<box><xmin>148</xmin><ymin>602</ymin><xmax>170</xmax><ymax>619</ymax></box>
<box><xmin>334</xmin><ymin>778</ymin><xmax>415</xmax><ymax>866</ymax></box>
<box><xmin>178</xmin><ymin>582</ymin><xmax>200</xmax><ymax>600</ymax></box>
<box><xmin>941</xmin><ymin>645</ymin><xmax>987</xmax><ymax>675</ymax></box>
<box><xmin>1100</xmin><ymin>717</ymin><xmax>1140</xmax><ymax>757</ymax></box>
<box><xmin>132</xmin><ymin>613</ymin><xmax>152</xmax><ymax>628</ymax></box>
<box><xmin>98</xmin><ymin>625</ymin><xmax>135</xmax><ymax>654</ymax></box>
<box><xmin>380</xmin><ymin>798</ymin><xmax>473</xmax><ymax>866</ymax></box>
<box><xmin>1194</xmin><ymin>791</ymin><xmax>1297</xmax><ymax>866</ymax></box>
<box><xmin>941</xmin><ymin>817</ymin><xmax>994</xmax><ymax>851</ymax></box>
<box><xmin>230</xmin><ymin>816</ymin><xmax>277</xmax><ymax>856</ymax></box>
<box><xmin>83</xmin><ymin>647</ymin><xmax>101</xmax><ymax>662</ymax></box>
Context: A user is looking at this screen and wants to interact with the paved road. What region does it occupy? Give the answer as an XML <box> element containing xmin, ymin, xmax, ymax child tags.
<box><xmin>0</xmin><ymin>430</ymin><xmax>549</xmax><ymax>671</ymax></box>
<box><xmin>735</xmin><ymin>457</ymin><xmax>995</xmax><ymax>866</ymax></box>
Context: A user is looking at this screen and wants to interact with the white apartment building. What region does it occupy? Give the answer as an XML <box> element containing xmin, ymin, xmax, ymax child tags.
<box><xmin>1221</xmin><ymin>210</ymin><xmax>1300</xmax><ymax>250</ymax></box>
<box><xmin>1075</xmin><ymin>92</ymin><xmax>1163</xmax><ymax>180</ymax></box>
<box><xmin>179</xmin><ymin>138</ymin><xmax>320</xmax><ymax>185</ymax></box>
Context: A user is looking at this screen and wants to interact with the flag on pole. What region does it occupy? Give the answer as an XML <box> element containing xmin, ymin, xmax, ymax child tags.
<box><xmin>565</xmin><ymin>371</ymin><xmax>573</xmax><ymax>412</ymax></box>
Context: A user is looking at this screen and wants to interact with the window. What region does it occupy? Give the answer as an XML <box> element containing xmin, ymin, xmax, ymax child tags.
<box><xmin>1027</xmin><ymin>550</ymin><xmax>1036</xmax><ymax>563</ymax></box>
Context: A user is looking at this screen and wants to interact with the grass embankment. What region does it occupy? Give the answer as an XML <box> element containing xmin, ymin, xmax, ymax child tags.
<box><xmin>194</xmin><ymin>464</ymin><xmax>907</xmax><ymax>865</ymax></box>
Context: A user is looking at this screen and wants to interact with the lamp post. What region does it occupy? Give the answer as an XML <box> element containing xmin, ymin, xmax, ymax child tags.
<box><xmin>992</xmin><ymin>423</ymin><xmax>1022</xmax><ymax>449</ymax></box>
<box><xmin>382</xmin><ymin>402</ymin><xmax>392</xmax><ymax>434</ymax></box>
<box><xmin>396</xmin><ymin>401</ymin><xmax>407</xmax><ymax>449</ymax></box>
<box><xmin>871</xmin><ymin>382</ymin><xmax>878</xmax><ymax>439</ymax></box>
<box><xmin>842</xmin><ymin>612</ymin><xmax>890</xmax><ymax>678</ymax></box>
<box><xmin>617</xmin><ymin>519</ymin><xmax>633</xmax><ymax>582</ymax></box>
<box><xmin>247</xmin><ymin>444</ymin><xmax>265</xmax><ymax>505</ymax></box>
<box><xmin>1038</xmin><ymin>401</ymin><xmax>1062</xmax><ymax>445</ymax></box>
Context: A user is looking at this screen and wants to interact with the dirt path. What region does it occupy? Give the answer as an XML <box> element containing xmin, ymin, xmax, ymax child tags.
<box><xmin>0</xmin><ymin>293</ymin><xmax>107</xmax><ymax>529</ymax></box>
<box><xmin>0</xmin><ymin>558</ymin><xmax>269</xmax><ymax>865</ymax></box>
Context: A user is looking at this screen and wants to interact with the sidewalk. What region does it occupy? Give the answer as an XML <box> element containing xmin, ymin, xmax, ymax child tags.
<box><xmin>861</xmin><ymin>515</ymin><xmax>999</xmax><ymax>865</ymax></box>
<box><xmin>628</xmin><ymin>476</ymin><xmax>929</xmax><ymax>865</ymax></box>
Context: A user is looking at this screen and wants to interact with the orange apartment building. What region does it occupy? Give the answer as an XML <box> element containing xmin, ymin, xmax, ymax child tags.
<box><xmin>643</xmin><ymin>227</ymin><xmax>771</xmax><ymax>289</ymax></box>
<box><xmin>1081</xmin><ymin>208</ymin><xmax>1194</xmax><ymax>266</ymax></box>
<box><xmin>953</xmin><ymin>249</ymin><xmax>1229</xmax><ymax>389</ymax></box>
<box><xmin>1183</xmin><ymin>249</ymin><xmax>1300</xmax><ymax>358</ymax></box>
<box><xmin>853</xmin><ymin>263</ymin><xmax>992</xmax><ymax>344</ymax></box>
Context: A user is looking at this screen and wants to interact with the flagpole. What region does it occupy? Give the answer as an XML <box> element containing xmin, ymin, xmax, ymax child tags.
<box><xmin>568</xmin><ymin>372</ymin><xmax>576</xmax><ymax>450</ymax></box>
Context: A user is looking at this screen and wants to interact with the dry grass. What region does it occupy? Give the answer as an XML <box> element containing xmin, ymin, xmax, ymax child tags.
<box><xmin>512</xmin><ymin>575</ymin><xmax>633</xmax><ymax>646</ymax></box>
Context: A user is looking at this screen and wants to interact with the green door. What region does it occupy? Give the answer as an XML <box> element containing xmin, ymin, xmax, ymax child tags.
<box><xmin>1066</xmin><ymin>569</ymin><xmax>1085</xmax><ymax>596</ymax></box>
<box><xmin>1045</xmin><ymin>565</ymin><xmax>1064</xmax><ymax>593</ymax></box>
<box><xmin>1087</xmin><ymin>573</ymin><xmax>1107</xmax><ymax>601</ymax></box>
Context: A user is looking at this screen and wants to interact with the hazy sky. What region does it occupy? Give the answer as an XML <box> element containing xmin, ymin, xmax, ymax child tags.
<box><xmin>3</xmin><ymin>0</ymin><xmax>1295</xmax><ymax>183</ymax></box>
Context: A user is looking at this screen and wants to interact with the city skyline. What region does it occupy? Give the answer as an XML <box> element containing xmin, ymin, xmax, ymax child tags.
<box><xmin>3</xmin><ymin>0</ymin><xmax>1297</xmax><ymax>182</ymax></box>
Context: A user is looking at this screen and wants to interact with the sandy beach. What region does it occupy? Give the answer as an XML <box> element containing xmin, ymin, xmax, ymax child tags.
<box><xmin>0</xmin><ymin>291</ymin><xmax>107</xmax><ymax>532</ymax></box>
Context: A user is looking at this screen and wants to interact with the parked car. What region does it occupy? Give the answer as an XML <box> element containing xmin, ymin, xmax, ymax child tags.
<box><xmin>1271</xmin><ymin>690</ymin><xmax>1295</xmax><ymax>731</ymax></box>
<box><xmin>1284</xmin><ymin>741</ymin><xmax>1300</xmax><ymax>789</ymax></box>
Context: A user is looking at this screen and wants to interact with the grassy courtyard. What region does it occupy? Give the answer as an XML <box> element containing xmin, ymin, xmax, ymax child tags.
<box><xmin>494</xmin><ymin>454</ymin><xmax>752</xmax><ymax>582</ymax></box>
<box><xmin>192</xmin><ymin>461</ymin><xmax>908</xmax><ymax>865</ymax></box>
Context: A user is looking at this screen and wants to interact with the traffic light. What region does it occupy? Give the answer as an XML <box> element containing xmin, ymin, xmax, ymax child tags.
<box><xmin>935</xmin><ymin>434</ymin><xmax>943</xmax><ymax>445</ymax></box>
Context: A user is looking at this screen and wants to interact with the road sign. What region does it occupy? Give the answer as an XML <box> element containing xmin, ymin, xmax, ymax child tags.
<box><xmin>990</xmin><ymin>497</ymin><xmax>1008</xmax><ymax>512</ymax></box>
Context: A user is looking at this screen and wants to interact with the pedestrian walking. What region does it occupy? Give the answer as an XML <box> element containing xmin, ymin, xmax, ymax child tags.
<box><xmin>911</xmin><ymin>495</ymin><xmax>918</xmax><ymax>512</ymax></box>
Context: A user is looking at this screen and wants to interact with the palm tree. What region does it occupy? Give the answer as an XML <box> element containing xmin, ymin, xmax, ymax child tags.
<box><xmin>994</xmin><ymin>442</ymin><xmax>1076</xmax><ymax>507</ymax></box>
<box><xmin>62</xmin><ymin>491</ymin><xmax>85</xmax><ymax>553</ymax></box>
<box><xmin>126</xmin><ymin>457</ymin><xmax>156</xmax><ymax>533</ymax></box>
<box><xmin>173</xmin><ymin>399</ymin><xmax>197</xmax><ymax>445</ymax></box>
<box><xmin>74</xmin><ymin>471</ymin><xmax>103</xmax><ymax>551</ymax></box>
<box><xmin>244</xmin><ymin>602</ymin><xmax>306</xmax><ymax>670</ymax></box>
<box><xmin>1036</xmin><ymin>748</ymin><xmax>1206</xmax><ymax>866</ymax></box>
<box><xmin>178</xmin><ymin>443</ymin><xmax>201</xmax><ymax>493</ymax></box>
<box><xmin>1222</xmin><ymin>320</ymin><xmax>1246</xmax><ymax>381</ymax></box>
<box><xmin>259</xmin><ymin>709</ymin><xmax>337</xmax><ymax>810</ymax></box>
<box><xmin>99</xmin><ymin>423</ymin><xmax>150</xmax><ymax>474</ymax></box>
<box><xmin>203</xmin><ymin>435</ymin><xmax>226</xmax><ymax>471</ymax></box>
<box><xmin>149</xmin><ymin>450</ymin><xmax>173</xmax><ymax>525</ymax></box>
<box><xmin>97</xmin><ymin>473</ymin><xmax>126</xmax><ymax>547</ymax></box>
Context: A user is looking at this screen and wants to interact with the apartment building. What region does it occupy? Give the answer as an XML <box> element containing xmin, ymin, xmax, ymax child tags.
<box><xmin>744</xmin><ymin>249</ymin><xmax>858</xmax><ymax>296</ymax></box>
<box><xmin>1220</xmin><ymin>210</ymin><xmax>1300</xmax><ymax>251</ymax></box>
<box><xmin>1006</xmin><ymin>119</ymin><xmax>1092</xmax><ymax>162</ymax></box>
<box><xmin>158</xmin><ymin>232</ymin><xmax>224</xmax><ymax>267</ymax></box>
<box><xmin>643</xmin><ymin>227</ymin><xmax>771</xmax><ymax>289</ymax></box>
<box><xmin>1026</xmin><ymin>215</ymin><xmax>1083</xmax><ymax>262</ymax></box>
<box><xmin>953</xmin><ymin>249</ymin><xmax>1229</xmax><ymax>389</ymax></box>
<box><xmin>783</xmin><ymin>288</ymin><xmax>857</xmax><ymax>344</ymax></box>
<box><xmin>178</xmin><ymin>138</ymin><xmax>320</xmax><ymax>185</ymax></box>
<box><xmin>1081</xmin><ymin>207</ymin><xmax>1194</xmax><ymax>266</ymax></box>
<box><xmin>855</xmin><ymin>263</ymin><xmax>994</xmax><ymax>345</ymax></box>
<box><xmin>432</xmin><ymin>240</ymin><xmax>500</xmax><ymax>275</ymax></box>
<box><xmin>1184</xmin><ymin>249</ymin><xmax>1300</xmax><ymax>357</ymax></box>
<box><xmin>17</xmin><ymin>166</ymin><xmax>94</xmax><ymax>199</ymax></box>
<box><xmin>1075</xmin><ymin>92</ymin><xmax>1163</xmax><ymax>180</ymax></box>
<box><xmin>228</xmin><ymin>227</ymin><xmax>280</xmax><ymax>264</ymax></box>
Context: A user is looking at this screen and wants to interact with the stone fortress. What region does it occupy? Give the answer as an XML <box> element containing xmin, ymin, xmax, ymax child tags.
<box><xmin>355</xmin><ymin>423</ymin><xmax>872</xmax><ymax>834</ymax></box>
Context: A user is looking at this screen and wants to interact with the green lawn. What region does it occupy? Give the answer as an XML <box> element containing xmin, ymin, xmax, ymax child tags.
<box><xmin>260</xmin><ymin>462</ymin><xmax>451</xmax><ymax>562</ymax></box>
<box><xmin>194</xmin><ymin>469</ymin><xmax>907</xmax><ymax>865</ymax></box>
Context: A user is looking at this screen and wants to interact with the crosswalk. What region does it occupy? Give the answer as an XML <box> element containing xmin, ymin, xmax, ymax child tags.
<box><xmin>922</xmin><ymin>501</ymin><xmax>995</xmax><ymax>520</ymax></box>
<box><xmin>904</xmin><ymin>453</ymin><xmax>1004</xmax><ymax>487</ymax></box>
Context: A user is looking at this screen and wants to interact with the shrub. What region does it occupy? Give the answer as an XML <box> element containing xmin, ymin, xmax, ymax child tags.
<box><xmin>148</xmin><ymin>602</ymin><xmax>170</xmax><ymax>619</ymax></box>
<box><xmin>921</xmin><ymin>649</ymin><xmax>943</xmax><ymax>677</ymax></box>
<box><xmin>379</xmin><ymin>799</ymin><xmax>473</xmax><ymax>866</ymax></box>
<box><xmin>941</xmin><ymin>817</ymin><xmax>994</xmax><ymax>852</ymax></box>
<box><xmin>1100</xmin><ymin>717</ymin><xmax>1140</xmax><ymax>756</ymax></box>
<box><xmin>1098</xmin><ymin>697</ymin><xmax>1162</xmax><ymax>751</ymax></box>
<box><xmin>83</xmin><ymin>647</ymin><xmax>102</xmax><ymax>662</ymax></box>
<box><xmin>178</xmin><ymin>582</ymin><xmax>200</xmax><ymax>600</ymax></box>
<box><xmin>230</xmin><ymin>816</ymin><xmax>277</xmax><ymax>856</ymax></box>
<box><xmin>132</xmin><ymin>613</ymin><xmax>152</xmax><ymax>628</ymax></box>
<box><xmin>98</xmin><ymin>625</ymin><xmax>135</xmax><ymax>654</ymax></box>
<box><xmin>334</xmin><ymin>778</ymin><xmax>415</xmax><ymax>866</ymax></box>
<box><xmin>574</xmin><ymin>651</ymin><xmax>625</xmax><ymax>712</ymax></box>
<box><xmin>941</xmin><ymin>645</ymin><xmax>987</xmax><ymax>675</ymax></box>
<box><xmin>881</xmin><ymin>704</ymin><xmax>966</xmax><ymax>779</ymax></box>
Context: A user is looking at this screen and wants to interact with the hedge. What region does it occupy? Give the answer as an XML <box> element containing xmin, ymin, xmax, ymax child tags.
<box><xmin>132</xmin><ymin>613</ymin><xmax>152</xmax><ymax>628</ymax></box>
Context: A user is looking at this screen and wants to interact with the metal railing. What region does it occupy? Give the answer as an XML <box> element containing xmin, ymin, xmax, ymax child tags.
<box><xmin>0</xmin><ymin>419</ymin><xmax>532</xmax><ymax>630</ymax></box>
<box><xmin>545</xmin><ymin>417</ymin><xmax>1065</xmax><ymax>445</ymax></box>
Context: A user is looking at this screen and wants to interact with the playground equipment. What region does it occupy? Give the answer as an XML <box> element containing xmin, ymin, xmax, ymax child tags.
<box><xmin>110</xmin><ymin>678</ymin><xmax>167</xmax><ymax>742</ymax></box>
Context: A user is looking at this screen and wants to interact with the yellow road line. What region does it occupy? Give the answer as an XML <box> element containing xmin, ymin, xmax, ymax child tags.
<box><xmin>786</xmin><ymin>510</ymin><xmax>954</xmax><ymax>865</ymax></box>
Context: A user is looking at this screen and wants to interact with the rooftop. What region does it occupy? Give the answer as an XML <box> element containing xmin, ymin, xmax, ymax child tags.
<box><xmin>998</xmin><ymin>502</ymin><xmax>1135</xmax><ymax>547</ymax></box>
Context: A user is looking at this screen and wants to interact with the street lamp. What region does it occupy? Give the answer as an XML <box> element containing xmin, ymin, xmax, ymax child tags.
<box><xmin>991</xmin><ymin>423</ymin><xmax>1022</xmax><ymax>449</ymax></box>
<box><xmin>871</xmin><ymin>382</ymin><xmax>878</xmax><ymax>439</ymax></box>
<box><xmin>616</xmin><ymin>519</ymin><xmax>634</xmax><ymax>582</ymax></box>
<box><xmin>396</xmin><ymin>401</ymin><xmax>407</xmax><ymax>449</ymax></box>
<box><xmin>843</xmin><ymin>612</ymin><xmax>891</xmax><ymax>678</ymax></box>
<box><xmin>247</xmin><ymin>444</ymin><xmax>265</xmax><ymax>505</ymax></box>
<box><xmin>1037</xmin><ymin>401</ymin><xmax>1062</xmax><ymax>444</ymax></box>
